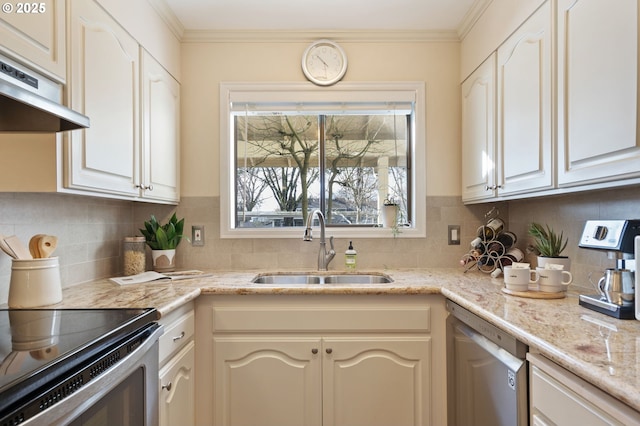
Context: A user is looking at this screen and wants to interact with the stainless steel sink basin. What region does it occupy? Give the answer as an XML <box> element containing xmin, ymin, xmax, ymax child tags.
<box><xmin>323</xmin><ymin>274</ymin><xmax>392</xmax><ymax>284</ymax></box>
<box><xmin>252</xmin><ymin>275</ymin><xmax>322</xmax><ymax>285</ymax></box>
<box><xmin>251</xmin><ymin>273</ymin><xmax>393</xmax><ymax>285</ymax></box>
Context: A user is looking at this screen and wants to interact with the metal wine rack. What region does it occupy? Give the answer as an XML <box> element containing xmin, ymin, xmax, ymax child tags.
<box><xmin>461</xmin><ymin>225</ymin><xmax>519</xmax><ymax>274</ymax></box>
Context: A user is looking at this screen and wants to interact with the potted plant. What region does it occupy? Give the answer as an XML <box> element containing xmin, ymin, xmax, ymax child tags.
<box><xmin>527</xmin><ymin>222</ymin><xmax>570</xmax><ymax>271</ymax></box>
<box><xmin>381</xmin><ymin>198</ymin><xmax>398</xmax><ymax>229</ymax></box>
<box><xmin>140</xmin><ymin>213</ymin><xmax>187</xmax><ymax>272</ymax></box>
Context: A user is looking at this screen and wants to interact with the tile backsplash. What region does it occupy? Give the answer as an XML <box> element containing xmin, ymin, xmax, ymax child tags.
<box><xmin>1</xmin><ymin>187</ymin><xmax>639</xmax><ymax>304</ymax></box>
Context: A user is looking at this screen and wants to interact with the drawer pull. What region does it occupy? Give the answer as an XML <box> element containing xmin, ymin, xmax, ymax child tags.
<box><xmin>162</xmin><ymin>382</ymin><xmax>172</xmax><ymax>391</ymax></box>
<box><xmin>311</xmin><ymin>348</ymin><xmax>318</xmax><ymax>354</ymax></box>
<box><xmin>325</xmin><ymin>348</ymin><xmax>333</xmax><ymax>354</ymax></box>
<box><xmin>172</xmin><ymin>331</ymin><xmax>185</xmax><ymax>342</ymax></box>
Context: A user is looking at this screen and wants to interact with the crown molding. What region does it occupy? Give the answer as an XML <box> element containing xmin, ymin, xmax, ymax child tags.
<box><xmin>181</xmin><ymin>29</ymin><xmax>461</xmax><ymax>44</ymax></box>
<box><xmin>148</xmin><ymin>0</ymin><xmax>185</xmax><ymax>40</ymax></box>
<box><xmin>151</xmin><ymin>0</ymin><xmax>490</xmax><ymax>44</ymax></box>
<box><xmin>457</xmin><ymin>0</ymin><xmax>493</xmax><ymax>40</ymax></box>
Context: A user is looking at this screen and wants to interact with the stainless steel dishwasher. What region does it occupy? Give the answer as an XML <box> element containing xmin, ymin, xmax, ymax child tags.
<box><xmin>446</xmin><ymin>300</ymin><xmax>528</xmax><ymax>426</ymax></box>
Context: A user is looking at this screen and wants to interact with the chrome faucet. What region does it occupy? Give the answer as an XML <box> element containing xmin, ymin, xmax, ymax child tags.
<box><xmin>303</xmin><ymin>209</ymin><xmax>336</xmax><ymax>271</ymax></box>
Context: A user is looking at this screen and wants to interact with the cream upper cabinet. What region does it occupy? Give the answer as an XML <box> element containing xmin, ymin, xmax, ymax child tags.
<box><xmin>141</xmin><ymin>50</ymin><xmax>180</xmax><ymax>202</ymax></box>
<box><xmin>66</xmin><ymin>0</ymin><xmax>140</xmax><ymax>198</ymax></box>
<box><xmin>197</xmin><ymin>294</ymin><xmax>446</xmax><ymax>426</ymax></box>
<box><xmin>496</xmin><ymin>1</ymin><xmax>553</xmax><ymax>196</ymax></box>
<box><xmin>462</xmin><ymin>53</ymin><xmax>497</xmax><ymax>202</ymax></box>
<box><xmin>556</xmin><ymin>0</ymin><xmax>640</xmax><ymax>186</ymax></box>
<box><xmin>0</xmin><ymin>0</ymin><xmax>65</xmax><ymax>80</ymax></box>
<box><xmin>65</xmin><ymin>0</ymin><xmax>179</xmax><ymax>203</ymax></box>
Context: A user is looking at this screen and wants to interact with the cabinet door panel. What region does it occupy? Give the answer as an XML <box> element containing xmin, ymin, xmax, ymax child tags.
<box><xmin>462</xmin><ymin>54</ymin><xmax>496</xmax><ymax>202</ymax></box>
<box><xmin>0</xmin><ymin>0</ymin><xmax>65</xmax><ymax>80</ymax></box>
<box><xmin>323</xmin><ymin>337</ymin><xmax>431</xmax><ymax>426</ymax></box>
<box><xmin>159</xmin><ymin>342</ymin><xmax>195</xmax><ymax>426</ymax></box>
<box><xmin>214</xmin><ymin>337</ymin><xmax>322</xmax><ymax>426</ymax></box>
<box><xmin>67</xmin><ymin>0</ymin><xmax>139</xmax><ymax>196</ymax></box>
<box><xmin>142</xmin><ymin>50</ymin><xmax>180</xmax><ymax>202</ymax></box>
<box><xmin>497</xmin><ymin>2</ymin><xmax>552</xmax><ymax>195</ymax></box>
<box><xmin>557</xmin><ymin>0</ymin><xmax>640</xmax><ymax>185</ymax></box>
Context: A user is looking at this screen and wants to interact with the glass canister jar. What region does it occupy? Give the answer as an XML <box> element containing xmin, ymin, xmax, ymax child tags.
<box><xmin>123</xmin><ymin>236</ymin><xmax>146</xmax><ymax>276</ymax></box>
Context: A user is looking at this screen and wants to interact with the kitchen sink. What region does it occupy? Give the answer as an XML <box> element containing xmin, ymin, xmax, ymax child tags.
<box><xmin>251</xmin><ymin>273</ymin><xmax>393</xmax><ymax>285</ymax></box>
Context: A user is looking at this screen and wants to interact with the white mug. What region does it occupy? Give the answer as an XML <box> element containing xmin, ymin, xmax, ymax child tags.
<box><xmin>537</xmin><ymin>267</ymin><xmax>573</xmax><ymax>292</ymax></box>
<box><xmin>504</xmin><ymin>266</ymin><xmax>539</xmax><ymax>291</ymax></box>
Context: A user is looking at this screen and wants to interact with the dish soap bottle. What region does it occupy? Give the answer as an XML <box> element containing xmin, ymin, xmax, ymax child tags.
<box><xmin>345</xmin><ymin>241</ymin><xmax>357</xmax><ymax>270</ymax></box>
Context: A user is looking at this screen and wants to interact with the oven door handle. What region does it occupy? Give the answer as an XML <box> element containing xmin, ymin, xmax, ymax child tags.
<box><xmin>455</xmin><ymin>322</ymin><xmax>525</xmax><ymax>372</ymax></box>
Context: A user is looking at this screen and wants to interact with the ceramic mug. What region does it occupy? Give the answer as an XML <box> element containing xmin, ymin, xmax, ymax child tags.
<box><xmin>504</xmin><ymin>266</ymin><xmax>539</xmax><ymax>291</ymax></box>
<box><xmin>537</xmin><ymin>267</ymin><xmax>573</xmax><ymax>293</ymax></box>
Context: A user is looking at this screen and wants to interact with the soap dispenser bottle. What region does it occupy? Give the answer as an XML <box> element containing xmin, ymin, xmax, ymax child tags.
<box><xmin>345</xmin><ymin>241</ymin><xmax>357</xmax><ymax>270</ymax></box>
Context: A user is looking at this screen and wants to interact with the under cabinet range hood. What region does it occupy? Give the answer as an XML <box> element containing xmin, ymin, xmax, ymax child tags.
<box><xmin>0</xmin><ymin>53</ymin><xmax>89</xmax><ymax>132</ymax></box>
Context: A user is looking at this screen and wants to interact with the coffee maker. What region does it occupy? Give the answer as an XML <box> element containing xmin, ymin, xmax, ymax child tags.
<box><xmin>578</xmin><ymin>220</ymin><xmax>640</xmax><ymax>319</ymax></box>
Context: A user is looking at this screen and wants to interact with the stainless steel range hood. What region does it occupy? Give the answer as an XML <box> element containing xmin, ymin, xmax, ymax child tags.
<box><xmin>0</xmin><ymin>54</ymin><xmax>89</xmax><ymax>132</ymax></box>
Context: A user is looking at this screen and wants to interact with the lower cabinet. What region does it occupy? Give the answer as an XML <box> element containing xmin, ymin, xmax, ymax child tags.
<box><xmin>159</xmin><ymin>342</ymin><xmax>195</xmax><ymax>426</ymax></box>
<box><xmin>196</xmin><ymin>294</ymin><xmax>447</xmax><ymax>426</ymax></box>
<box><xmin>528</xmin><ymin>353</ymin><xmax>640</xmax><ymax>425</ymax></box>
<box><xmin>158</xmin><ymin>303</ymin><xmax>195</xmax><ymax>426</ymax></box>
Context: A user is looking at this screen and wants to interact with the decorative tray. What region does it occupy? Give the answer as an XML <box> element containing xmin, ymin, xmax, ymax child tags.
<box><xmin>501</xmin><ymin>287</ymin><xmax>566</xmax><ymax>299</ymax></box>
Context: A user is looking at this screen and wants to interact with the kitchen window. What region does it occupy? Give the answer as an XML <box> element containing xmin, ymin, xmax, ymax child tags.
<box><xmin>220</xmin><ymin>82</ymin><xmax>426</xmax><ymax>238</ymax></box>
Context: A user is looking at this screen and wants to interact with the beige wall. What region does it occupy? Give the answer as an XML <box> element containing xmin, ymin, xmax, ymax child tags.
<box><xmin>180</xmin><ymin>38</ymin><xmax>462</xmax><ymax>198</ymax></box>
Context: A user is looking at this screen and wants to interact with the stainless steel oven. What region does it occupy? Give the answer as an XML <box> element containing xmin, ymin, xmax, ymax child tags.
<box><xmin>0</xmin><ymin>308</ymin><xmax>162</xmax><ymax>425</ymax></box>
<box><xmin>446</xmin><ymin>300</ymin><xmax>528</xmax><ymax>426</ymax></box>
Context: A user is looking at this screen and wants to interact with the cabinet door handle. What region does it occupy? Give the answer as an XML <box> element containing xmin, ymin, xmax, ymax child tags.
<box><xmin>134</xmin><ymin>184</ymin><xmax>154</xmax><ymax>191</ymax></box>
<box><xmin>162</xmin><ymin>382</ymin><xmax>172</xmax><ymax>391</ymax></box>
<box><xmin>172</xmin><ymin>331</ymin><xmax>185</xmax><ymax>342</ymax></box>
<box><xmin>325</xmin><ymin>348</ymin><xmax>333</xmax><ymax>354</ymax></box>
<box><xmin>311</xmin><ymin>348</ymin><xmax>318</xmax><ymax>354</ymax></box>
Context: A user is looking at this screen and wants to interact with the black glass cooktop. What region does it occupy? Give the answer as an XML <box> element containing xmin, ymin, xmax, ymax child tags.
<box><xmin>0</xmin><ymin>308</ymin><xmax>157</xmax><ymax>396</ymax></box>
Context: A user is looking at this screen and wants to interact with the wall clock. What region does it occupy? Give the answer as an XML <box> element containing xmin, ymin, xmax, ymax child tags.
<box><xmin>301</xmin><ymin>39</ymin><xmax>348</xmax><ymax>86</ymax></box>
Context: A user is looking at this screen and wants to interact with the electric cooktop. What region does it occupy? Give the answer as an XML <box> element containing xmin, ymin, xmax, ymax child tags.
<box><xmin>0</xmin><ymin>308</ymin><xmax>157</xmax><ymax>405</ymax></box>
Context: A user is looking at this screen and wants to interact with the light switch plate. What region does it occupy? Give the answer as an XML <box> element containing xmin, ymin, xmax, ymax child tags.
<box><xmin>448</xmin><ymin>225</ymin><xmax>460</xmax><ymax>245</ymax></box>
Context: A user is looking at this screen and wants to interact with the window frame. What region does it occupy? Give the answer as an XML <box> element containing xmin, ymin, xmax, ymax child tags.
<box><xmin>220</xmin><ymin>82</ymin><xmax>426</xmax><ymax>239</ymax></box>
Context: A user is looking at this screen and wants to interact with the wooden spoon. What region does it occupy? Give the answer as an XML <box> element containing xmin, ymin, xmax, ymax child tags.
<box><xmin>38</xmin><ymin>235</ymin><xmax>58</xmax><ymax>258</ymax></box>
<box><xmin>29</xmin><ymin>234</ymin><xmax>44</xmax><ymax>258</ymax></box>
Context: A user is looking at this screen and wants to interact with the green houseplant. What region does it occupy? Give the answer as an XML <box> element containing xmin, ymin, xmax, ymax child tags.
<box><xmin>140</xmin><ymin>213</ymin><xmax>187</xmax><ymax>272</ymax></box>
<box><xmin>528</xmin><ymin>222</ymin><xmax>570</xmax><ymax>270</ymax></box>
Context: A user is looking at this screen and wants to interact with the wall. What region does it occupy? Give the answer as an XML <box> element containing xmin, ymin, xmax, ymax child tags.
<box><xmin>180</xmin><ymin>37</ymin><xmax>462</xmax><ymax>197</ymax></box>
<box><xmin>508</xmin><ymin>187</ymin><xmax>640</xmax><ymax>291</ymax></box>
<box><xmin>0</xmin><ymin>193</ymin><xmax>137</xmax><ymax>304</ymax></box>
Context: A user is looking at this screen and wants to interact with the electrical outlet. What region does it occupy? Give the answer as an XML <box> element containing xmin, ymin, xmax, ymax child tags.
<box><xmin>192</xmin><ymin>225</ymin><xmax>205</xmax><ymax>246</ymax></box>
<box><xmin>448</xmin><ymin>225</ymin><xmax>460</xmax><ymax>245</ymax></box>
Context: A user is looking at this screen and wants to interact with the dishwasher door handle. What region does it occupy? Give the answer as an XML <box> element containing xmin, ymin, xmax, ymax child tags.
<box><xmin>455</xmin><ymin>322</ymin><xmax>525</xmax><ymax>373</ymax></box>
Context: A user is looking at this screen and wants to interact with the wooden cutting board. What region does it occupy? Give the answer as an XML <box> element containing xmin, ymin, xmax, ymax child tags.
<box><xmin>4</xmin><ymin>235</ymin><xmax>32</xmax><ymax>260</ymax></box>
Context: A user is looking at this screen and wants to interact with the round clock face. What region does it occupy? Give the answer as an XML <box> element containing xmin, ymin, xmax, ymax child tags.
<box><xmin>302</xmin><ymin>40</ymin><xmax>348</xmax><ymax>86</ymax></box>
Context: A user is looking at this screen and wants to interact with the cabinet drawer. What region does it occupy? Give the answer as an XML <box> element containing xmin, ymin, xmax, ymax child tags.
<box><xmin>212</xmin><ymin>305</ymin><xmax>431</xmax><ymax>333</ymax></box>
<box><xmin>528</xmin><ymin>353</ymin><xmax>640</xmax><ymax>425</ymax></box>
<box><xmin>159</xmin><ymin>309</ymin><xmax>194</xmax><ymax>365</ymax></box>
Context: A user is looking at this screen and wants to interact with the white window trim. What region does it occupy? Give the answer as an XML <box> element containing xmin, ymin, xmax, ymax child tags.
<box><xmin>220</xmin><ymin>81</ymin><xmax>426</xmax><ymax>239</ymax></box>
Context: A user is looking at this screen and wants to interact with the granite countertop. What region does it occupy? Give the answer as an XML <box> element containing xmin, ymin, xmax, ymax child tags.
<box><xmin>55</xmin><ymin>268</ymin><xmax>640</xmax><ymax>413</ymax></box>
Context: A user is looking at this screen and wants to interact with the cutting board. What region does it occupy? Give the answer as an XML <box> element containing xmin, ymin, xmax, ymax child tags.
<box><xmin>4</xmin><ymin>235</ymin><xmax>32</xmax><ymax>260</ymax></box>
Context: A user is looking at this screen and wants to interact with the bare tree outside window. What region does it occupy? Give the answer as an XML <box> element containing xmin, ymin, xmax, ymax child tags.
<box><xmin>234</xmin><ymin>111</ymin><xmax>410</xmax><ymax>228</ymax></box>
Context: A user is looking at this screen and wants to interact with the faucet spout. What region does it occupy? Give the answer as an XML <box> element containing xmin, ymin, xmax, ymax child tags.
<box><xmin>303</xmin><ymin>209</ymin><xmax>336</xmax><ymax>271</ymax></box>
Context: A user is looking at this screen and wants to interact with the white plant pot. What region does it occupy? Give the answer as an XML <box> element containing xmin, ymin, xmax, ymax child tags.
<box><xmin>381</xmin><ymin>204</ymin><xmax>398</xmax><ymax>228</ymax></box>
<box><xmin>152</xmin><ymin>249</ymin><xmax>176</xmax><ymax>273</ymax></box>
<box><xmin>537</xmin><ymin>256</ymin><xmax>571</xmax><ymax>272</ymax></box>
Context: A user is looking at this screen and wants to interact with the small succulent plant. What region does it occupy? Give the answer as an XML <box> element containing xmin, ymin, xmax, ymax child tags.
<box><xmin>140</xmin><ymin>213</ymin><xmax>187</xmax><ymax>250</ymax></box>
<box><xmin>528</xmin><ymin>222</ymin><xmax>568</xmax><ymax>257</ymax></box>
